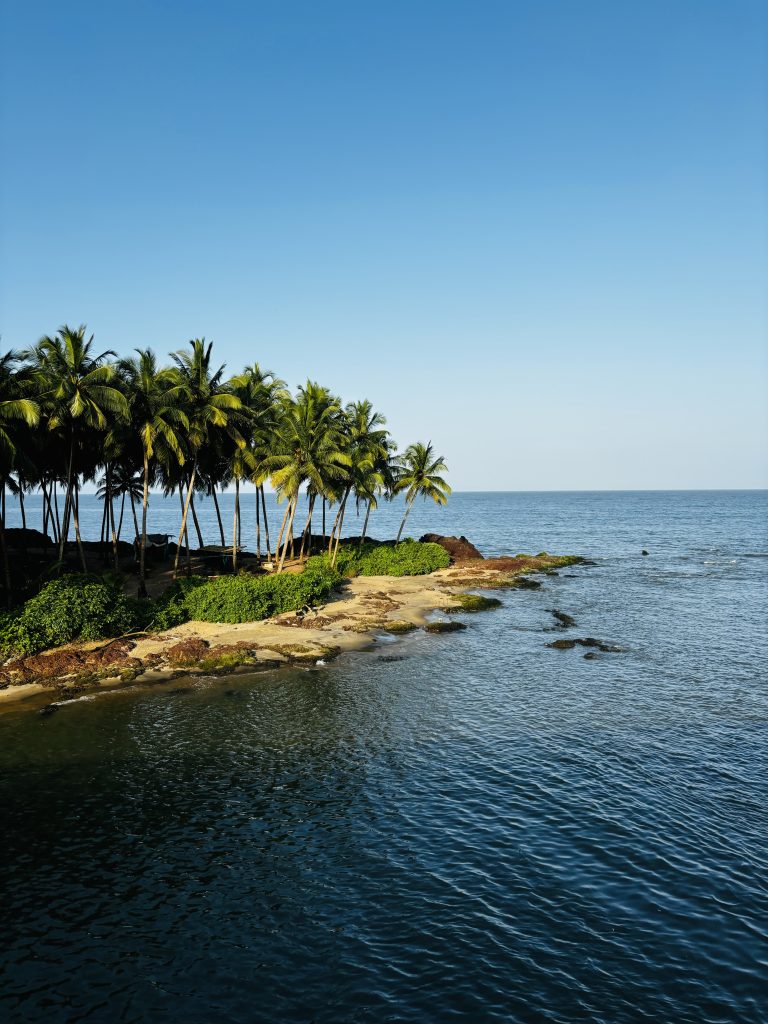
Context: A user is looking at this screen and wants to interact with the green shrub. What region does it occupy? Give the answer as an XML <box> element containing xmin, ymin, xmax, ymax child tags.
<box><xmin>149</xmin><ymin>557</ymin><xmax>342</xmax><ymax>628</ymax></box>
<box><xmin>0</xmin><ymin>576</ymin><xmax>146</xmax><ymax>657</ymax></box>
<box><xmin>333</xmin><ymin>540</ymin><xmax>450</xmax><ymax>578</ymax></box>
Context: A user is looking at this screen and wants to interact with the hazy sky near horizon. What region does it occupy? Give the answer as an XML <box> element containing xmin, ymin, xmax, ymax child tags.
<box><xmin>1</xmin><ymin>0</ymin><xmax>766</xmax><ymax>490</ymax></box>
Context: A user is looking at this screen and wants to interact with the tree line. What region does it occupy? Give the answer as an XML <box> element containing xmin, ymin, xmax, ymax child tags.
<box><xmin>0</xmin><ymin>325</ymin><xmax>451</xmax><ymax>600</ymax></box>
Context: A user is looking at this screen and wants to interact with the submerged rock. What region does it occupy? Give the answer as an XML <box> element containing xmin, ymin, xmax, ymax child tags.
<box><xmin>550</xmin><ymin>609</ymin><xmax>576</xmax><ymax>628</ymax></box>
<box><xmin>547</xmin><ymin>637</ymin><xmax>623</xmax><ymax>653</ymax></box>
<box><xmin>514</xmin><ymin>577</ymin><xmax>542</xmax><ymax>590</ymax></box>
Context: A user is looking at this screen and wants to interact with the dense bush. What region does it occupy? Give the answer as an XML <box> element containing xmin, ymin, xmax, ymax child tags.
<box><xmin>333</xmin><ymin>539</ymin><xmax>450</xmax><ymax>577</ymax></box>
<box><xmin>0</xmin><ymin>576</ymin><xmax>146</xmax><ymax>657</ymax></box>
<box><xmin>149</xmin><ymin>557</ymin><xmax>342</xmax><ymax>628</ymax></box>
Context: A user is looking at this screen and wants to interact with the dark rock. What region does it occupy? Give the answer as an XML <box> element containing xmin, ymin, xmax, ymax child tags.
<box><xmin>641</xmin><ymin>550</ymin><xmax>649</xmax><ymax>556</ymax></box>
<box><xmin>5</xmin><ymin>527</ymin><xmax>54</xmax><ymax>549</ymax></box>
<box><xmin>550</xmin><ymin>609</ymin><xmax>576</xmax><ymax>628</ymax></box>
<box><xmin>515</xmin><ymin>577</ymin><xmax>541</xmax><ymax>590</ymax></box>
<box><xmin>547</xmin><ymin>637</ymin><xmax>623</xmax><ymax>653</ymax></box>
<box><xmin>419</xmin><ymin>534</ymin><xmax>484</xmax><ymax>561</ymax></box>
<box><xmin>583</xmin><ymin>652</ymin><xmax>599</xmax><ymax>660</ymax></box>
<box><xmin>38</xmin><ymin>703</ymin><xmax>59</xmax><ymax>717</ymax></box>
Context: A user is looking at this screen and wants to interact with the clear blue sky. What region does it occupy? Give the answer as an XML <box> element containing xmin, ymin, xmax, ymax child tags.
<box><xmin>1</xmin><ymin>0</ymin><xmax>766</xmax><ymax>489</ymax></box>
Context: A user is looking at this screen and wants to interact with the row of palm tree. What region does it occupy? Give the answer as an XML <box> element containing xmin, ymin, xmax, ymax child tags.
<box><xmin>0</xmin><ymin>325</ymin><xmax>451</xmax><ymax>602</ymax></box>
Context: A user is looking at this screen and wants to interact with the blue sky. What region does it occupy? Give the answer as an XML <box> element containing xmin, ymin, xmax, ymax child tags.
<box><xmin>1</xmin><ymin>0</ymin><xmax>766</xmax><ymax>489</ymax></box>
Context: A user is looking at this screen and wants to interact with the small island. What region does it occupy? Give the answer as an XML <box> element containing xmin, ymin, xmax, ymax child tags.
<box><xmin>0</xmin><ymin>328</ymin><xmax>581</xmax><ymax>708</ymax></box>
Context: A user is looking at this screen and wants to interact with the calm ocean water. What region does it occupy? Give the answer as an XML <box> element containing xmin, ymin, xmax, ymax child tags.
<box><xmin>1</xmin><ymin>491</ymin><xmax>767</xmax><ymax>1023</ymax></box>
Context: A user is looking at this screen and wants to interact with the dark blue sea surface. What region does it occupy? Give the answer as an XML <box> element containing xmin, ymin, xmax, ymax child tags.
<box><xmin>1</xmin><ymin>491</ymin><xmax>767</xmax><ymax>1023</ymax></box>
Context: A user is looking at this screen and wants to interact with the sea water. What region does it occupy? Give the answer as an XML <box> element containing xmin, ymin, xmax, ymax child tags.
<box><xmin>1</xmin><ymin>491</ymin><xmax>766</xmax><ymax>1023</ymax></box>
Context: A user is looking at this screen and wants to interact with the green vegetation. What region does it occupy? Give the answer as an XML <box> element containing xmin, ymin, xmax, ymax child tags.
<box><xmin>0</xmin><ymin>576</ymin><xmax>146</xmax><ymax>657</ymax></box>
<box><xmin>150</xmin><ymin>557</ymin><xmax>341</xmax><ymax>629</ymax></box>
<box><xmin>0</xmin><ymin>327</ymin><xmax>452</xmax><ymax>607</ymax></box>
<box><xmin>333</xmin><ymin>539</ymin><xmax>450</xmax><ymax>577</ymax></box>
<box><xmin>0</xmin><ymin>558</ymin><xmax>341</xmax><ymax>656</ymax></box>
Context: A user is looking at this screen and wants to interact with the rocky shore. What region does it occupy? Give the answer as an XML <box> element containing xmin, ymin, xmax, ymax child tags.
<box><xmin>0</xmin><ymin>544</ymin><xmax>584</xmax><ymax>710</ymax></box>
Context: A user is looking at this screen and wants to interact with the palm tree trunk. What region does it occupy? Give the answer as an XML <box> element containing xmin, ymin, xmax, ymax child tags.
<box><xmin>174</xmin><ymin>461</ymin><xmax>198</xmax><ymax>576</ymax></box>
<box><xmin>232</xmin><ymin>476</ymin><xmax>240</xmax><ymax>572</ymax></box>
<box><xmin>117</xmin><ymin>491</ymin><xmax>126</xmax><ymax>542</ymax></box>
<box><xmin>359</xmin><ymin>500</ymin><xmax>372</xmax><ymax>548</ymax></box>
<box><xmin>19</xmin><ymin>487</ymin><xmax>27</xmax><ymax>532</ymax></box>
<box><xmin>331</xmin><ymin>488</ymin><xmax>351</xmax><ymax>566</ymax></box>
<box><xmin>109</xmin><ymin>480</ymin><xmax>119</xmax><ymax>572</ymax></box>
<box><xmin>298</xmin><ymin>493</ymin><xmax>315</xmax><ymax>561</ymax></box>
<box><xmin>260</xmin><ymin>487</ymin><xmax>271</xmax><ymax>560</ymax></box>
<box><xmin>274</xmin><ymin>500</ymin><xmax>291</xmax><ymax>561</ymax></box>
<box><xmin>396</xmin><ymin>499</ymin><xmax>414</xmax><ymax>543</ymax></box>
<box><xmin>72</xmin><ymin>484</ymin><xmax>88</xmax><ymax>573</ymax></box>
<box><xmin>190</xmin><ymin>492</ymin><xmax>204</xmax><ymax>549</ymax></box>
<box><xmin>211</xmin><ymin>486</ymin><xmax>226</xmax><ymax>546</ymax></box>
<box><xmin>328</xmin><ymin>503</ymin><xmax>343</xmax><ymax>555</ymax></box>
<box><xmin>53</xmin><ymin>480</ymin><xmax>61</xmax><ymax>546</ymax></box>
<box><xmin>99</xmin><ymin>488</ymin><xmax>109</xmax><ymax>550</ymax></box>
<box><xmin>130</xmin><ymin>492</ymin><xmax>140</xmax><ymax>540</ymax></box>
<box><xmin>139</xmin><ymin>454</ymin><xmax>150</xmax><ymax>598</ymax></box>
<box><xmin>41</xmin><ymin>479</ymin><xmax>50</xmax><ymax>540</ymax></box>
<box><xmin>322</xmin><ymin>497</ymin><xmax>326</xmax><ymax>547</ymax></box>
<box><xmin>0</xmin><ymin>480</ymin><xmax>11</xmax><ymax>609</ymax></box>
<box><xmin>58</xmin><ymin>437</ymin><xmax>75</xmax><ymax>564</ymax></box>
<box><xmin>278</xmin><ymin>496</ymin><xmax>298</xmax><ymax>573</ymax></box>
<box><xmin>255</xmin><ymin>486</ymin><xmax>261</xmax><ymax>559</ymax></box>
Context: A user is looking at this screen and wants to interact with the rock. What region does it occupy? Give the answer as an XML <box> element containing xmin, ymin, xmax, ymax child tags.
<box><xmin>423</xmin><ymin>620</ymin><xmax>467</xmax><ymax>633</ymax></box>
<box><xmin>641</xmin><ymin>550</ymin><xmax>649</xmax><ymax>556</ymax></box>
<box><xmin>550</xmin><ymin>609</ymin><xmax>576</xmax><ymax>628</ymax></box>
<box><xmin>38</xmin><ymin>703</ymin><xmax>59</xmax><ymax>717</ymax></box>
<box><xmin>5</xmin><ymin>527</ymin><xmax>54</xmax><ymax>549</ymax></box>
<box><xmin>515</xmin><ymin>577</ymin><xmax>541</xmax><ymax>590</ymax></box>
<box><xmin>583</xmin><ymin>652</ymin><xmax>599</xmax><ymax>660</ymax></box>
<box><xmin>166</xmin><ymin>637</ymin><xmax>210</xmax><ymax>665</ymax></box>
<box><xmin>547</xmin><ymin>637</ymin><xmax>623</xmax><ymax>653</ymax></box>
<box><xmin>419</xmin><ymin>534</ymin><xmax>484</xmax><ymax>561</ymax></box>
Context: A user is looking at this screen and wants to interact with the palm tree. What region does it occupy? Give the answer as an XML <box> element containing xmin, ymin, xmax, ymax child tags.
<box><xmin>239</xmin><ymin>364</ymin><xmax>286</xmax><ymax>562</ymax></box>
<box><xmin>328</xmin><ymin>400</ymin><xmax>390</xmax><ymax>564</ymax></box>
<box><xmin>266</xmin><ymin>384</ymin><xmax>349</xmax><ymax>572</ymax></box>
<box><xmin>28</xmin><ymin>326</ymin><xmax>128</xmax><ymax>572</ymax></box>
<box><xmin>170</xmin><ymin>339</ymin><xmax>243</xmax><ymax>576</ymax></box>
<box><xmin>0</xmin><ymin>352</ymin><xmax>40</xmax><ymax>604</ymax></box>
<box><xmin>393</xmin><ymin>442</ymin><xmax>451</xmax><ymax>542</ymax></box>
<box><xmin>121</xmin><ymin>349</ymin><xmax>188</xmax><ymax>596</ymax></box>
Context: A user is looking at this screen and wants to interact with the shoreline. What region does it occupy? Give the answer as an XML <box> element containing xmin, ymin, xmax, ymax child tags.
<box><xmin>0</xmin><ymin>554</ymin><xmax>584</xmax><ymax>711</ymax></box>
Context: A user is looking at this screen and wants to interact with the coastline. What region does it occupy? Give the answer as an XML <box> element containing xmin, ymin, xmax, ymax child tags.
<box><xmin>0</xmin><ymin>554</ymin><xmax>582</xmax><ymax>711</ymax></box>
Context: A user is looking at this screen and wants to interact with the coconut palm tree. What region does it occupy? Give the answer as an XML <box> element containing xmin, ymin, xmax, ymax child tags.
<box><xmin>170</xmin><ymin>339</ymin><xmax>243</xmax><ymax>576</ymax></box>
<box><xmin>328</xmin><ymin>400</ymin><xmax>391</xmax><ymax>564</ymax></box>
<box><xmin>0</xmin><ymin>351</ymin><xmax>40</xmax><ymax>604</ymax></box>
<box><xmin>27</xmin><ymin>326</ymin><xmax>128</xmax><ymax>572</ymax></box>
<box><xmin>393</xmin><ymin>442</ymin><xmax>451</xmax><ymax>542</ymax></box>
<box><xmin>121</xmin><ymin>349</ymin><xmax>189</xmax><ymax>596</ymax></box>
<box><xmin>266</xmin><ymin>384</ymin><xmax>349</xmax><ymax>572</ymax></box>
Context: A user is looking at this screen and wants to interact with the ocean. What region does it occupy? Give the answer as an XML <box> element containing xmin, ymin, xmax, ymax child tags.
<box><xmin>1</xmin><ymin>491</ymin><xmax>766</xmax><ymax>1023</ymax></box>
